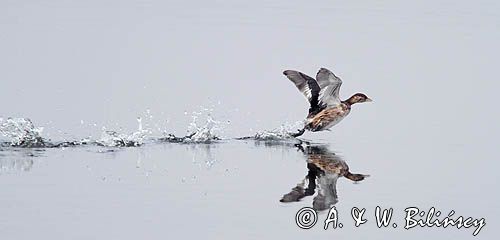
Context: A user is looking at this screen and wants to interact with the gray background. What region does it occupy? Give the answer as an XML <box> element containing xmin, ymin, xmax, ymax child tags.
<box><xmin>1</xmin><ymin>0</ymin><xmax>499</xmax><ymax>239</ymax></box>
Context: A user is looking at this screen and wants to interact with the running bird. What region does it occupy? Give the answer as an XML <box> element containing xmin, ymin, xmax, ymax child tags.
<box><xmin>283</xmin><ymin>68</ymin><xmax>372</xmax><ymax>137</ymax></box>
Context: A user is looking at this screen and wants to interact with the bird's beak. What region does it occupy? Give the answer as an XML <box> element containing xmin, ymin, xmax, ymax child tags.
<box><xmin>365</xmin><ymin>98</ymin><xmax>373</xmax><ymax>102</ymax></box>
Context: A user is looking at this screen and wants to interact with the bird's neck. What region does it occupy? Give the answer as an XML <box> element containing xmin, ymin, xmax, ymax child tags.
<box><xmin>343</xmin><ymin>95</ymin><xmax>358</xmax><ymax>106</ymax></box>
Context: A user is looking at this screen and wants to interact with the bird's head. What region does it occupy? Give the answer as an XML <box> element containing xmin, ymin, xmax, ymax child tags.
<box><xmin>346</xmin><ymin>93</ymin><xmax>372</xmax><ymax>105</ymax></box>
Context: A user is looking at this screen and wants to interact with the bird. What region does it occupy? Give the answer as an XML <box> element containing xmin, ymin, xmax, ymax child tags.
<box><xmin>283</xmin><ymin>68</ymin><xmax>372</xmax><ymax>137</ymax></box>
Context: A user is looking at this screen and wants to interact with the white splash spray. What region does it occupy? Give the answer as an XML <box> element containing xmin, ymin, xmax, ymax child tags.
<box><xmin>162</xmin><ymin>107</ymin><xmax>223</xmax><ymax>143</ymax></box>
<box><xmin>0</xmin><ymin>118</ymin><xmax>45</xmax><ymax>147</ymax></box>
<box><xmin>253</xmin><ymin>121</ymin><xmax>305</xmax><ymax>140</ymax></box>
<box><xmin>96</xmin><ymin>118</ymin><xmax>151</xmax><ymax>147</ymax></box>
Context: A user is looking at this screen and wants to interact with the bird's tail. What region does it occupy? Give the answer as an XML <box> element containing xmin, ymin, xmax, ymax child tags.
<box><xmin>344</xmin><ymin>171</ymin><xmax>369</xmax><ymax>182</ymax></box>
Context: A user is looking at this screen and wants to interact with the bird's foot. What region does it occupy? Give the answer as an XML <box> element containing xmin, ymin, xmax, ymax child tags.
<box><xmin>290</xmin><ymin>128</ymin><xmax>305</xmax><ymax>138</ymax></box>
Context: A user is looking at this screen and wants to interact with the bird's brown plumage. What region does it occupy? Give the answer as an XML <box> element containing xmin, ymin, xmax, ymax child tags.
<box><xmin>305</xmin><ymin>104</ymin><xmax>350</xmax><ymax>132</ymax></box>
<box><xmin>283</xmin><ymin>68</ymin><xmax>371</xmax><ymax>137</ymax></box>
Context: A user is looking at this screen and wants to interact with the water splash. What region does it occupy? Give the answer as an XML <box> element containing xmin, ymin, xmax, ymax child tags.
<box><xmin>96</xmin><ymin>118</ymin><xmax>151</xmax><ymax>147</ymax></box>
<box><xmin>248</xmin><ymin>121</ymin><xmax>305</xmax><ymax>141</ymax></box>
<box><xmin>185</xmin><ymin>107</ymin><xmax>222</xmax><ymax>143</ymax></box>
<box><xmin>159</xmin><ymin>107</ymin><xmax>222</xmax><ymax>143</ymax></box>
<box><xmin>0</xmin><ymin>118</ymin><xmax>46</xmax><ymax>147</ymax></box>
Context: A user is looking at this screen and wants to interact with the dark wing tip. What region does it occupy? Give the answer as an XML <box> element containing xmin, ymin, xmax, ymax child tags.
<box><xmin>283</xmin><ymin>70</ymin><xmax>293</xmax><ymax>75</ymax></box>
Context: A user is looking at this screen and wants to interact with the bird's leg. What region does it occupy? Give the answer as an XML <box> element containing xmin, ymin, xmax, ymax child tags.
<box><xmin>290</xmin><ymin>128</ymin><xmax>305</xmax><ymax>138</ymax></box>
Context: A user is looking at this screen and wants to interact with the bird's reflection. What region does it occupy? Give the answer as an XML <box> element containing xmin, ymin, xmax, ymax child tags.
<box><xmin>280</xmin><ymin>144</ymin><xmax>369</xmax><ymax>211</ymax></box>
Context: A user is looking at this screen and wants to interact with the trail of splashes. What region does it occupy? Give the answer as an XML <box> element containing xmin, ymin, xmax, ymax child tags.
<box><xmin>0</xmin><ymin>117</ymin><xmax>149</xmax><ymax>148</ymax></box>
<box><xmin>96</xmin><ymin>118</ymin><xmax>151</xmax><ymax>147</ymax></box>
<box><xmin>0</xmin><ymin>118</ymin><xmax>46</xmax><ymax>147</ymax></box>
<box><xmin>1</xmin><ymin>111</ymin><xmax>303</xmax><ymax>148</ymax></box>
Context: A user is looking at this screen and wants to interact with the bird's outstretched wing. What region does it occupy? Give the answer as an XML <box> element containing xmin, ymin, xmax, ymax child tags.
<box><xmin>283</xmin><ymin>70</ymin><xmax>322</xmax><ymax>113</ymax></box>
<box><xmin>315</xmin><ymin>68</ymin><xmax>343</xmax><ymax>107</ymax></box>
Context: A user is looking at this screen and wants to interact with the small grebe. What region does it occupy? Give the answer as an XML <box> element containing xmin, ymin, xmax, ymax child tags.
<box><xmin>283</xmin><ymin>68</ymin><xmax>372</xmax><ymax>137</ymax></box>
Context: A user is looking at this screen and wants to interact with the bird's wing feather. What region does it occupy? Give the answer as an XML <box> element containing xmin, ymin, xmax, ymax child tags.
<box><xmin>315</xmin><ymin>68</ymin><xmax>343</xmax><ymax>106</ymax></box>
<box><xmin>283</xmin><ymin>70</ymin><xmax>322</xmax><ymax>112</ymax></box>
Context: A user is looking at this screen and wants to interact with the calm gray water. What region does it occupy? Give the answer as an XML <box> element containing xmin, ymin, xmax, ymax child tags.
<box><xmin>1</xmin><ymin>1</ymin><xmax>499</xmax><ymax>239</ymax></box>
